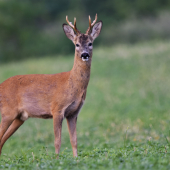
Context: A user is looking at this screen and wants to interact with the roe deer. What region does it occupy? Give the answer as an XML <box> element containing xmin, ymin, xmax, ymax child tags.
<box><xmin>0</xmin><ymin>14</ymin><xmax>102</xmax><ymax>157</ymax></box>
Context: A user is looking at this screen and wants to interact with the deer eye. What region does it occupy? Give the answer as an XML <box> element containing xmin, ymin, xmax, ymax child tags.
<box><xmin>88</xmin><ymin>43</ymin><xmax>92</xmax><ymax>46</ymax></box>
<box><xmin>76</xmin><ymin>44</ymin><xmax>80</xmax><ymax>47</ymax></box>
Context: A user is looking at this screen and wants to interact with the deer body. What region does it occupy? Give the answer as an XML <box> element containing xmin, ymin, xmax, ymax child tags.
<box><xmin>0</xmin><ymin>15</ymin><xmax>102</xmax><ymax>157</ymax></box>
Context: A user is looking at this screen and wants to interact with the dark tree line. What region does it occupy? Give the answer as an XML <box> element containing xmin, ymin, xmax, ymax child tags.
<box><xmin>0</xmin><ymin>0</ymin><xmax>170</xmax><ymax>62</ymax></box>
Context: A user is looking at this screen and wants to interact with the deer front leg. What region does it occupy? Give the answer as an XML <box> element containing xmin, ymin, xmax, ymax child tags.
<box><xmin>66</xmin><ymin>116</ymin><xmax>78</xmax><ymax>157</ymax></box>
<box><xmin>53</xmin><ymin>113</ymin><xmax>63</xmax><ymax>157</ymax></box>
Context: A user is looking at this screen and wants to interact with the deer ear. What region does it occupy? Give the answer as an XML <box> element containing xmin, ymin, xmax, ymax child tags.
<box><xmin>63</xmin><ymin>24</ymin><xmax>76</xmax><ymax>42</ymax></box>
<box><xmin>91</xmin><ymin>21</ymin><xmax>102</xmax><ymax>40</ymax></box>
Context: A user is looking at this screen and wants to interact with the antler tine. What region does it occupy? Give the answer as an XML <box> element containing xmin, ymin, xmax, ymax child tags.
<box><xmin>89</xmin><ymin>15</ymin><xmax>92</xmax><ymax>30</ymax></box>
<box><xmin>66</xmin><ymin>16</ymin><xmax>74</xmax><ymax>29</ymax></box>
<box><xmin>66</xmin><ymin>16</ymin><xmax>80</xmax><ymax>35</ymax></box>
<box><xmin>86</xmin><ymin>14</ymin><xmax>98</xmax><ymax>35</ymax></box>
<box><xmin>74</xmin><ymin>17</ymin><xmax>76</xmax><ymax>27</ymax></box>
<box><xmin>91</xmin><ymin>14</ymin><xmax>97</xmax><ymax>27</ymax></box>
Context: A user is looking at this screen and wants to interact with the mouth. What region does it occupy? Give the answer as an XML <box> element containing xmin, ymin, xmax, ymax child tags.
<box><xmin>81</xmin><ymin>53</ymin><xmax>90</xmax><ymax>62</ymax></box>
<box><xmin>81</xmin><ymin>56</ymin><xmax>89</xmax><ymax>61</ymax></box>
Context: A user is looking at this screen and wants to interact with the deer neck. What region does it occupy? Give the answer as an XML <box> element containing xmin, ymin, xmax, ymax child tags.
<box><xmin>69</xmin><ymin>53</ymin><xmax>92</xmax><ymax>89</ymax></box>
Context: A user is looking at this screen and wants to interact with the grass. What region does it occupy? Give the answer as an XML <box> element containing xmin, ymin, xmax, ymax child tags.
<box><xmin>0</xmin><ymin>40</ymin><xmax>170</xmax><ymax>169</ymax></box>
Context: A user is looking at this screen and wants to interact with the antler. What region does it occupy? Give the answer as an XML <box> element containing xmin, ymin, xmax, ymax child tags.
<box><xmin>86</xmin><ymin>14</ymin><xmax>97</xmax><ymax>35</ymax></box>
<box><xmin>66</xmin><ymin>16</ymin><xmax>81</xmax><ymax>35</ymax></box>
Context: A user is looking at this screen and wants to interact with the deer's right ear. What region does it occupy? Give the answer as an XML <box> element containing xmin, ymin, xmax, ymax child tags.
<box><xmin>63</xmin><ymin>24</ymin><xmax>76</xmax><ymax>42</ymax></box>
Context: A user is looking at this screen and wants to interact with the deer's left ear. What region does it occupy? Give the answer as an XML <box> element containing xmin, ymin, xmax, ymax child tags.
<box><xmin>91</xmin><ymin>21</ymin><xmax>102</xmax><ymax>40</ymax></box>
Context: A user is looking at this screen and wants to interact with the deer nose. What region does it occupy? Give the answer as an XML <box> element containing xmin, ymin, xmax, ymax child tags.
<box><xmin>81</xmin><ymin>53</ymin><xmax>89</xmax><ymax>58</ymax></box>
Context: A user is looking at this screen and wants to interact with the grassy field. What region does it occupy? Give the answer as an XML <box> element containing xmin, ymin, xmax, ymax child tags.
<box><xmin>0</xmin><ymin>40</ymin><xmax>170</xmax><ymax>169</ymax></box>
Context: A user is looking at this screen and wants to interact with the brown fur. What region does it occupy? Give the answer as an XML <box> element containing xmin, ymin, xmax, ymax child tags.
<box><xmin>0</xmin><ymin>16</ymin><xmax>102</xmax><ymax>157</ymax></box>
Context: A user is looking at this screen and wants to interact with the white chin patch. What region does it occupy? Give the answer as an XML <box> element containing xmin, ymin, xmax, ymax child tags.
<box><xmin>82</xmin><ymin>57</ymin><xmax>89</xmax><ymax>61</ymax></box>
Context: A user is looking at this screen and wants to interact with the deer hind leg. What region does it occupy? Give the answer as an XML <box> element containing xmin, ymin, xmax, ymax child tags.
<box><xmin>66</xmin><ymin>116</ymin><xmax>78</xmax><ymax>157</ymax></box>
<box><xmin>0</xmin><ymin>118</ymin><xmax>24</xmax><ymax>155</ymax></box>
<box><xmin>0</xmin><ymin>114</ymin><xmax>16</xmax><ymax>143</ymax></box>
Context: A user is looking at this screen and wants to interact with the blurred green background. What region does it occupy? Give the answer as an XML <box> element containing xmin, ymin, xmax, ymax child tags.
<box><xmin>1</xmin><ymin>1</ymin><xmax>170</xmax><ymax>168</ymax></box>
<box><xmin>1</xmin><ymin>0</ymin><xmax>170</xmax><ymax>62</ymax></box>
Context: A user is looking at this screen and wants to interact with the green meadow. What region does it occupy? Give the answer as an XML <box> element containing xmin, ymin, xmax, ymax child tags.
<box><xmin>0</xmin><ymin>40</ymin><xmax>170</xmax><ymax>169</ymax></box>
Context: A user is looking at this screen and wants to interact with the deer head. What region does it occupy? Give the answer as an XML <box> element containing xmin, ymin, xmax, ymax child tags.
<box><xmin>63</xmin><ymin>14</ymin><xmax>102</xmax><ymax>62</ymax></box>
